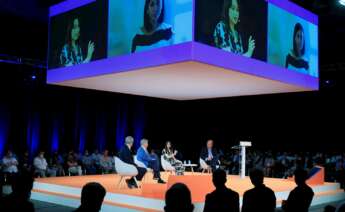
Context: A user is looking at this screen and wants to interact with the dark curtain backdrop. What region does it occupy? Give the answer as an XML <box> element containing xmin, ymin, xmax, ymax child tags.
<box><xmin>0</xmin><ymin>64</ymin><xmax>344</xmax><ymax>161</ymax></box>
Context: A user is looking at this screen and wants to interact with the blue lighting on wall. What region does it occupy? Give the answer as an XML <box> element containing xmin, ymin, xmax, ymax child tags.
<box><xmin>0</xmin><ymin>105</ymin><xmax>10</xmax><ymax>158</ymax></box>
<box><xmin>95</xmin><ymin>112</ymin><xmax>106</xmax><ymax>152</ymax></box>
<box><xmin>26</xmin><ymin>112</ymin><xmax>40</xmax><ymax>158</ymax></box>
<box><xmin>134</xmin><ymin>99</ymin><xmax>145</xmax><ymax>149</ymax></box>
<box><xmin>51</xmin><ymin>119</ymin><xmax>59</xmax><ymax>153</ymax></box>
<box><xmin>116</xmin><ymin>101</ymin><xmax>128</xmax><ymax>150</ymax></box>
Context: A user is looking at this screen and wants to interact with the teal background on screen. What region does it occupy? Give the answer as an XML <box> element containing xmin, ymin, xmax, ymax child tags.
<box><xmin>268</xmin><ymin>4</ymin><xmax>318</xmax><ymax>77</ymax></box>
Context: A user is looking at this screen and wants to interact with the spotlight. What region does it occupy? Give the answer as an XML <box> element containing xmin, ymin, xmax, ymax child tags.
<box><xmin>31</xmin><ymin>75</ymin><xmax>37</xmax><ymax>80</ymax></box>
<box><xmin>340</xmin><ymin>0</ymin><xmax>345</xmax><ymax>6</ymax></box>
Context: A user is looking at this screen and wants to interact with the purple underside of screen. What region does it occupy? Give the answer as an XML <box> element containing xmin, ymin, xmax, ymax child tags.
<box><xmin>50</xmin><ymin>0</ymin><xmax>96</xmax><ymax>17</ymax></box>
<box><xmin>192</xmin><ymin>42</ymin><xmax>318</xmax><ymax>90</ymax></box>
<box><xmin>47</xmin><ymin>42</ymin><xmax>194</xmax><ymax>83</ymax></box>
<box><xmin>47</xmin><ymin>41</ymin><xmax>318</xmax><ymax>90</ymax></box>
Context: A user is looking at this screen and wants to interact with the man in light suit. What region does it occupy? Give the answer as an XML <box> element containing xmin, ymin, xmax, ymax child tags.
<box><xmin>137</xmin><ymin>139</ymin><xmax>165</xmax><ymax>184</ymax></box>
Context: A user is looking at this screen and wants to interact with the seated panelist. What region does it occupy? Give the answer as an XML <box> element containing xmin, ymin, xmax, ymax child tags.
<box><xmin>200</xmin><ymin>139</ymin><xmax>221</xmax><ymax>171</ymax></box>
<box><xmin>137</xmin><ymin>139</ymin><xmax>165</xmax><ymax>184</ymax></box>
<box><xmin>118</xmin><ymin>136</ymin><xmax>147</xmax><ymax>189</ymax></box>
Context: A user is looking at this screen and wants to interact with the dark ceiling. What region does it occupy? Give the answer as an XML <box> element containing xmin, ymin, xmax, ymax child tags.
<box><xmin>0</xmin><ymin>0</ymin><xmax>344</xmax><ymax>85</ymax></box>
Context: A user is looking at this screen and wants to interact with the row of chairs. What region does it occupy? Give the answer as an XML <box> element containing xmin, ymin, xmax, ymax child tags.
<box><xmin>115</xmin><ymin>156</ymin><xmax>213</xmax><ymax>188</ymax></box>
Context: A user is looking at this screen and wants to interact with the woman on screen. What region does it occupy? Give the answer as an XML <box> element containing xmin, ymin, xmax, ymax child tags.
<box><xmin>213</xmin><ymin>0</ymin><xmax>255</xmax><ymax>57</ymax></box>
<box><xmin>60</xmin><ymin>18</ymin><xmax>95</xmax><ymax>67</ymax></box>
<box><xmin>285</xmin><ymin>23</ymin><xmax>309</xmax><ymax>74</ymax></box>
<box><xmin>131</xmin><ymin>0</ymin><xmax>173</xmax><ymax>53</ymax></box>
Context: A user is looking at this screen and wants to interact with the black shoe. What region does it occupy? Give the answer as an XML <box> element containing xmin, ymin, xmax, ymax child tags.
<box><xmin>130</xmin><ymin>179</ymin><xmax>139</xmax><ymax>188</ymax></box>
<box><xmin>125</xmin><ymin>179</ymin><xmax>133</xmax><ymax>189</ymax></box>
<box><xmin>157</xmin><ymin>178</ymin><xmax>166</xmax><ymax>184</ymax></box>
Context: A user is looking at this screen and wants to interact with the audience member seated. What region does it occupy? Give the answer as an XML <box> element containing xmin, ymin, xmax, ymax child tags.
<box><xmin>1</xmin><ymin>150</ymin><xmax>19</xmax><ymax>184</ymax></box>
<box><xmin>203</xmin><ymin>169</ymin><xmax>239</xmax><ymax>212</ymax></box>
<box><xmin>82</xmin><ymin>150</ymin><xmax>96</xmax><ymax>175</ymax></box>
<box><xmin>242</xmin><ymin>169</ymin><xmax>276</xmax><ymax>212</ymax></box>
<box><xmin>100</xmin><ymin>150</ymin><xmax>113</xmax><ymax>174</ymax></box>
<box><xmin>162</xmin><ymin>141</ymin><xmax>184</xmax><ymax>174</ymax></box>
<box><xmin>33</xmin><ymin>151</ymin><xmax>49</xmax><ymax>177</ymax></box>
<box><xmin>0</xmin><ymin>170</ymin><xmax>35</xmax><ymax>212</ymax></box>
<box><xmin>137</xmin><ymin>139</ymin><xmax>165</xmax><ymax>184</ymax></box>
<box><xmin>50</xmin><ymin>151</ymin><xmax>65</xmax><ymax>176</ymax></box>
<box><xmin>164</xmin><ymin>183</ymin><xmax>194</xmax><ymax>212</ymax></box>
<box><xmin>67</xmin><ymin>152</ymin><xmax>82</xmax><ymax>176</ymax></box>
<box><xmin>19</xmin><ymin>150</ymin><xmax>32</xmax><ymax>173</ymax></box>
<box><xmin>200</xmin><ymin>139</ymin><xmax>221</xmax><ymax>172</ymax></box>
<box><xmin>74</xmin><ymin>182</ymin><xmax>106</xmax><ymax>212</ymax></box>
<box><xmin>282</xmin><ymin>169</ymin><xmax>314</xmax><ymax>212</ymax></box>
<box><xmin>91</xmin><ymin>149</ymin><xmax>102</xmax><ymax>174</ymax></box>
<box><xmin>118</xmin><ymin>136</ymin><xmax>147</xmax><ymax>189</ymax></box>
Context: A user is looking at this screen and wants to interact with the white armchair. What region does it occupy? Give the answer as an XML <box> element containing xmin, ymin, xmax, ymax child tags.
<box><xmin>134</xmin><ymin>155</ymin><xmax>147</xmax><ymax>168</ymax></box>
<box><xmin>133</xmin><ymin>155</ymin><xmax>152</xmax><ymax>182</ymax></box>
<box><xmin>114</xmin><ymin>157</ymin><xmax>138</xmax><ymax>188</ymax></box>
<box><xmin>199</xmin><ymin>158</ymin><xmax>211</xmax><ymax>173</ymax></box>
<box><xmin>161</xmin><ymin>155</ymin><xmax>175</xmax><ymax>173</ymax></box>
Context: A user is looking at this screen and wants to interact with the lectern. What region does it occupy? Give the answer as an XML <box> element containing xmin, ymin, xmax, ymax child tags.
<box><xmin>240</xmin><ymin>141</ymin><xmax>252</xmax><ymax>179</ymax></box>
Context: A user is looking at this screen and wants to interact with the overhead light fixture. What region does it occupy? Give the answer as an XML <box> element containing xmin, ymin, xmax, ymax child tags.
<box><xmin>340</xmin><ymin>0</ymin><xmax>345</xmax><ymax>6</ymax></box>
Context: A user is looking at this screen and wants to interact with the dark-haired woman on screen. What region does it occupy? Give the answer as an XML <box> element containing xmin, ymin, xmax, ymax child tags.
<box><xmin>131</xmin><ymin>0</ymin><xmax>173</xmax><ymax>53</ymax></box>
<box><xmin>213</xmin><ymin>0</ymin><xmax>255</xmax><ymax>57</ymax></box>
<box><xmin>285</xmin><ymin>23</ymin><xmax>309</xmax><ymax>74</ymax></box>
<box><xmin>60</xmin><ymin>18</ymin><xmax>95</xmax><ymax>67</ymax></box>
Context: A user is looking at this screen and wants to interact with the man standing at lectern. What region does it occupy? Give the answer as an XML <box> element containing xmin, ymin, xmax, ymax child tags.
<box><xmin>200</xmin><ymin>139</ymin><xmax>221</xmax><ymax>172</ymax></box>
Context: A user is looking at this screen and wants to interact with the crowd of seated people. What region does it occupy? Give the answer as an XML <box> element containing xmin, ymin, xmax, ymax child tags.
<box><xmin>1</xmin><ymin>138</ymin><xmax>345</xmax><ymax>191</ymax></box>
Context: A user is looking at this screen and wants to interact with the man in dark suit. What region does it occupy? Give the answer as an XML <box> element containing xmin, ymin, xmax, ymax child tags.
<box><xmin>282</xmin><ymin>169</ymin><xmax>314</xmax><ymax>212</ymax></box>
<box><xmin>203</xmin><ymin>169</ymin><xmax>239</xmax><ymax>212</ymax></box>
<box><xmin>200</xmin><ymin>139</ymin><xmax>221</xmax><ymax>171</ymax></box>
<box><xmin>242</xmin><ymin>169</ymin><xmax>276</xmax><ymax>212</ymax></box>
<box><xmin>118</xmin><ymin>136</ymin><xmax>146</xmax><ymax>188</ymax></box>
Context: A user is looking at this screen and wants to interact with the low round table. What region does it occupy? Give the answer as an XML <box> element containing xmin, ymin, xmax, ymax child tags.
<box><xmin>183</xmin><ymin>164</ymin><xmax>198</xmax><ymax>172</ymax></box>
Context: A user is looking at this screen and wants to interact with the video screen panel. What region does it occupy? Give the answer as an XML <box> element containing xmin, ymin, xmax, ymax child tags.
<box><xmin>195</xmin><ymin>0</ymin><xmax>319</xmax><ymax>78</ymax></box>
<box><xmin>268</xmin><ymin>4</ymin><xmax>319</xmax><ymax>77</ymax></box>
<box><xmin>195</xmin><ymin>0</ymin><xmax>268</xmax><ymax>61</ymax></box>
<box><xmin>107</xmin><ymin>0</ymin><xmax>193</xmax><ymax>57</ymax></box>
<box><xmin>48</xmin><ymin>0</ymin><xmax>108</xmax><ymax>69</ymax></box>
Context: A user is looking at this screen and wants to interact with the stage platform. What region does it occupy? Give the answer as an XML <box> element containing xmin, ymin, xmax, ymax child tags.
<box><xmin>31</xmin><ymin>172</ymin><xmax>345</xmax><ymax>212</ymax></box>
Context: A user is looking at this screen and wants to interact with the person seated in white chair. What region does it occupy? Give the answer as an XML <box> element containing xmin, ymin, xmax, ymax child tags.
<box><xmin>162</xmin><ymin>141</ymin><xmax>184</xmax><ymax>175</ymax></box>
<box><xmin>118</xmin><ymin>136</ymin><xmax>147</xmax><ymax>188</ymax></box>
<box><xmin>137</xmin><ymin>139</ymin><xmax>165</xmax><ymax>184</ymax></box>
<box><xmin>200</xmin><ymin>139</ymin><xmax>221</xmax><ymax>172</ymax></box>
<box><xmin>33</xmin><ymin>151</ymin><xmax>48</xmax><ymax>177</ymax></box>
<box><xmin>100</xmin><ymin>150</ymin><xmax>113</xmax><ymax>174</ymax></box>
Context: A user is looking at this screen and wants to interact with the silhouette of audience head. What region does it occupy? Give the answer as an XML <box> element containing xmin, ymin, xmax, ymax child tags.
<box><xmin>249</xmin><ymin>169</ymin><xmax>264</xmax><ymax>187</ymax></box>
<box><xmin>294</xmin><ymin>169</ymin><xmax>308</xmax><ymax>186</ymax></box>
<box><xmin>212</xmin><ymin>169</ymin><xmax>227</xmax><ymax>188</ymax></box>
<box><xmin>80</xmin><ymin>182</ymin><xmax>106</xmax><ymax>212</ymax></box>
<box><xmin>165</xmin><ymin>183</ymin><xmax>194</xmax><ymax>212</ymax></box>
<box><xmin>11</xmin><ymin>170</ymin><xmax>34</xmax><ymax>200</ymax></box>
<box><xmin>323</xmin><ymin>205</ymin><xmax>336</xmax><ymax>212</ymax></box>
